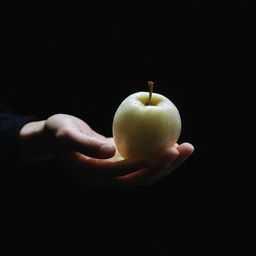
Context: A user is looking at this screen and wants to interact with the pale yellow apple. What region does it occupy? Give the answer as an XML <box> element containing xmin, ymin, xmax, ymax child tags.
<box><xmin>112</xmin><ymin>91</ymin><xmax>181</xmax><ymax>159</ymax></box>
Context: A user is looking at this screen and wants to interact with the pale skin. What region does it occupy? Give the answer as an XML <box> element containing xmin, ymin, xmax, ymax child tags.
<box><xmin>19</xmin><ymin>113</ymin><xmax>194</xmax><ymax>189</ymax></box>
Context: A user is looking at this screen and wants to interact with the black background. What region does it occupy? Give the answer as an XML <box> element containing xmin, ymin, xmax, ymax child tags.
<box><xmin>1</xmin><ymin>1</ymin><xmax>254</xmax><ymax>255</ymax></box>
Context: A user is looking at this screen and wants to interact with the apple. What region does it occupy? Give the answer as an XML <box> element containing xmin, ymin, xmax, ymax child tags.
<box><xmin>112</xmin><ymin>81</ymin><xmax>181</xmax><ymax>159</ymax></box>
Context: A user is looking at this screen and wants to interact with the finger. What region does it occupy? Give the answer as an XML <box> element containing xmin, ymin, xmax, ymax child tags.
<box><xmin>85</xmin><ymin>157</ymin><xmax>152</xmax><ymax>178</ymax></box>
<box><xmin>90</xmin><ymin>143</ymin><xmax>194</xmax><ymax>188</ymax></box>
<box><xmin>56</xmin><ymin>128</ymin><xmax>116</xmax><ymax>159</ymax></box>
<box><xmin>143</xmin><ymin>142</ymin><xmax>194</xmax><ymax>184</ymax></box>
<box><xmin>60</xmin><ymin>151</ymin><xmax>152</xmax><ymax>178</ymax></box>
<box><xmin>139</xmin><ymin>147</ymin><xmax>180</xmax><ymax>186</ymax></box>
<box><xmin>170</xmin><ymin>142</ymin><xmax>194</xmax><ymax>170</ymax></box>
<box><xmin>109</xmin><ymin>147</ymin><xmax>180</xmax><ymax>188</ymax></box>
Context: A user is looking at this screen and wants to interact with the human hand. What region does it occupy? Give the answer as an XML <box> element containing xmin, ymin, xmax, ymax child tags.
<box><xmin>60</xmin><ymin>139</ymin><xmax>194</xmax><ymax>188</ymax></box>
<box><xmin>19</xmin><ymin>114</ymin><xmax>194</xmax><ymax>188</ymax></box>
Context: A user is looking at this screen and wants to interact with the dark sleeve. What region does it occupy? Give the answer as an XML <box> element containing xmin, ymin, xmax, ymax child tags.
<box><xmin>0</xmin><ymin>104</ymin><xmax>37</xmax><ymax>167</ymax></box>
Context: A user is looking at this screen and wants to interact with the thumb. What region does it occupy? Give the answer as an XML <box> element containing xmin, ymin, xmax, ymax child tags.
<box><xmin>56</xmin><ymin>128</ymin><xmax>116</xmax><ymax>159</ymax></box>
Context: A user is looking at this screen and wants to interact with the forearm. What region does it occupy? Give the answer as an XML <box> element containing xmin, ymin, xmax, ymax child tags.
<box><xmin>18</xmin><ymin>121</ymin><xmax>55</xmax><ymax>164</ymax></box>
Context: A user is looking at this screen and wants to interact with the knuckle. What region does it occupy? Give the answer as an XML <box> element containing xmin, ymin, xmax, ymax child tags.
<box><xmin>56</xmin><ymin>128</ymin><xmax>72</xmax><ymax>141</ymax></box>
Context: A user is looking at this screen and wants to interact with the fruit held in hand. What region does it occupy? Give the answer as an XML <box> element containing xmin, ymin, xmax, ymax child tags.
<box><xmin>112</xmin><ymin>82</ymin><xmax>181</xmax><ymax>159</ymax></box>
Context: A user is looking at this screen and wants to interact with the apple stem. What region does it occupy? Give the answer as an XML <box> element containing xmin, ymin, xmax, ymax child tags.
<box><xmin>147</xmin><ymin>81</ymin><xmax>154</xmax><ymax>105</ymax></box>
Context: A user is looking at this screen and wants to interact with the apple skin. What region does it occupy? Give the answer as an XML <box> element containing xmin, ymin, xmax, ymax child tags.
<box><xmin>112</xmin><ymin>91</ymin><xmax>181</xmax><ymax>159</ymax></box>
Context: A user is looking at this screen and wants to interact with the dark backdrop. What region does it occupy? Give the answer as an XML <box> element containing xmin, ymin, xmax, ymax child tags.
<box><xmin>1</xmin><ymin>1</ymin><xmax>254</xmax><ymax>255</ymax></box>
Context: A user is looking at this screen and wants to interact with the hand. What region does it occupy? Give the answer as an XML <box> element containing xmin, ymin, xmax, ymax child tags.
<box><xmin>19</xmin><ymin>114</ymin><xmax>116</xmax><ymax>162</ymax></box>
<box><xmin>19</xmin><ymin>114</ymin><xmax>194</xmax><ymax>188</ymax></box>
<box><xmin>61</xmin><ymin>140</ymin><xmax>194</xmax><ymax>188</ymax></box>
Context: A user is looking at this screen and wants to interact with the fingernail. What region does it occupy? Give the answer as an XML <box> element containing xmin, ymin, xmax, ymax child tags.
<box><xmin>99</xmin><ymin>144</ymin><xmax>115</xmax><ymax>158</ymax></box>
